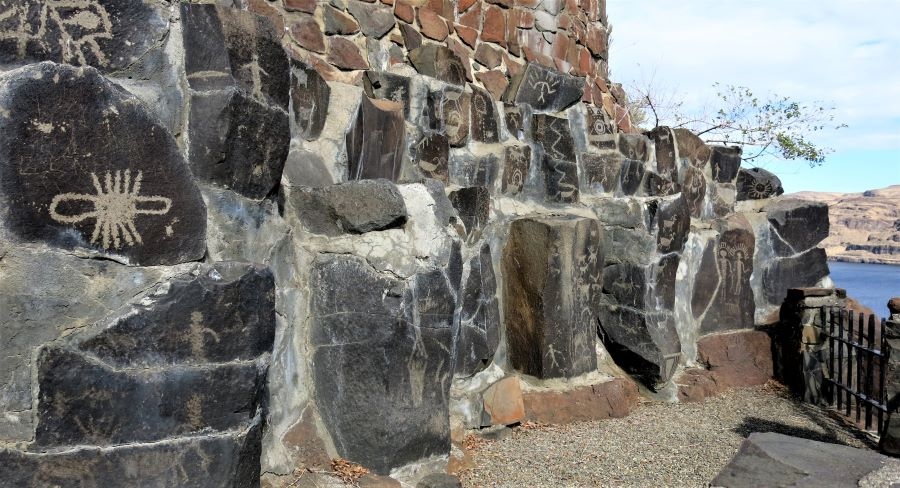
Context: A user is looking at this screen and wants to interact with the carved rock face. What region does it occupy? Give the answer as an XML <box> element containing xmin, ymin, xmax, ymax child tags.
<box><xmin>682</xmin><ymin>165</ymin><xmax>708</xmax><ymax>218</ymax></box>
<box><xmin>0</xmin><ymin>0</ymin><xmax>170</xmax><ymax>72</ymax></box>
<box><xmin>503</xmin><ymin>216</ymin><xmax>603</xmax><ymax>379</ymax></box>
<box><xmin>0</xmin><ymin>62</ymin><xmax>206</xmax><ymax>266</ymax></box>
<box><xmin>543</xmin><ymin>156</ymin><xmax>580</xmax><ymax>204</ymax></box>
<box><xmin>502</xmin><ymin>145</ymin><xmax>531</xmax><ymax>195</ymax></box>
<box><xmin>347</xmin><ymin>97</ymin><xmax>406</xmax><ymax>181</ymax></box>
<box><xmin>409</xmin><ymin>44</ymin><xmax>467</xmax><ymax>86</ymax></box>
<box><xmin>448</xmin><ymin>186</ymin><xmax>491</xmax><ymax>241</ymax></box>
<box><xmin>415</xmin><ymin>132</ymin><xmax>450</xmax><ymax>183</ymax></box>
<box><xmin>182</xmin><ymin>3</ymin><xmax>290</xmax><ymax>199</ymax></box>
<box><xmin>581</xmin><ymin>153</ymin><xmax>622</xmax><ymax>194</ymax></box>
<box><xmin>454</xmin><ymin>244</ymin><xmax>501</xmax><ymax>376</ymax></box>
<box><xmin>505</xmin><ymin>63</ymin><xmax>583</xmax><ymax>112</ymax></box>
<box><xmin>737</xmin><ymin>167</ymin><xmax>784</xmax><ymax>201</ymax></box>
<box><xmin>428</xmin><ymin>87</ymin><xmax>471</xmax><ymax>147</ymax></box>
<box><xmin>364</xmin><ymin>71</ymin><xmax>412</xmax><ymax>117</ymax></box>
<box><xmin>699</xmin><ymin>216</ymin><xmax>757</xmax><ymax>334</ymax></box>
<box><xmin>710</xmin><ymin>146</ymin><xmax>742</xmax><ymax>183</ymax></box>
<box><xmin>292</xmin><ymin>179</ymin><xmax>408</xmax><ymax>236</ymax></box>
<box><xmin>310</xmin><ymin>255</ymin><xmax>455</xmax><ymax>474</ymax></box>
<box><xmin>531</xmin><ymin>113</ymin><xmax>575</xmax><ymax>161</ymax></box>
<box><xmin>765</xmin><ymin>199</ymin><xmax>829</xmax><ymax>253</ymax></box>
<box><xmin>292</xmin><ymin>61</ymin><xmax>330</xmax><ymax>141</ymax></box>
<box><xmin>470</xmin><ymin>84</ymin><xmax>499</xmax><ymax>143</ymax></box>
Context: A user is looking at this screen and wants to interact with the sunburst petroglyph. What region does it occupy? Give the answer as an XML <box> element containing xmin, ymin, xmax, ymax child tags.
<box><xmin>49</xmin><ymin>170</ymin><xmax>172</xmax><ymax>250</ymax></box>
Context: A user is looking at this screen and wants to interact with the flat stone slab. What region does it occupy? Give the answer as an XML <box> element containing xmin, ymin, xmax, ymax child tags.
<box><xmin>712</xmin><ymin>432</ymin><xmax>891</xmax><ymax>488</ymax></box>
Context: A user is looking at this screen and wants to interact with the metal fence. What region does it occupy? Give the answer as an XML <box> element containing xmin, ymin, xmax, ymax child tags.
<box><xmin>822</xmin><ymin>306</ymin><xmax>889</xmax><ymax>435</ymax></box>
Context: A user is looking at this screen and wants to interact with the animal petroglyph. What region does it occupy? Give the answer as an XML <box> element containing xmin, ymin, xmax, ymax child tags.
<box><xmin>0</xmin><ymin>0</ymin><xmax>114</xmax><ymax>65</ymax></box>
<box><xmin>186</xmin><ymin>311</ymin><xmax>221</xmax><ymax>360</ymax></box>
<box><xmin>49</xmin><ymin>170</ymin><xmax>172</xmax><ymax>250</ymax></box>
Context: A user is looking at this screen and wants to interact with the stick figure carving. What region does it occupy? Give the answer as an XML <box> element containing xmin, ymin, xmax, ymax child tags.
<box><xmin>49</xmin><ymin>170</ymin><xmax>172</xmax><ymax>250</ymax></box>
<box><xmin>0</xmin><ymin>1</ymin><xmax>114</xmax><ymax>65</ymax></box>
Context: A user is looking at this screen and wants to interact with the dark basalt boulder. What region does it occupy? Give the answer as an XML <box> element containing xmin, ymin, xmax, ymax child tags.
<box><xmin>0</xmin><ymin>0</ymin><xmax>170</xmax><ymax>73</ymax></box>
<box><xmin>364</xmin><ymin>71</ymin><xmax>413</xmax><ymax>117</ymax></box>
<box><xmin>762</xmin><ymin>247</ymin><xmax>830</xmax><ymax>305</ymax></box>
<box><xmin>409</xmin><ymin>44</ymin><xmax>466</xmax><ymax>86</ymax></box>
<box><xmin>502</xmin><ymin>145</ymin><xmax>531</xmax><ymax>195</ymax></box>
<box><xmin>543</xmin><ymin>156</ymin><xmax>580</xmax><ymax>204</ymax></box>
<box><xmin>470</xmin><ymin>84</ymin><xmax>499</xmax><ymax>143</ymax></box>
<box><xmin>581</xmin><ymin>153</ymin><xmax>622</xmax><ymax>194</ymax></box>
<box><xmin>182</xmin><ymin>3</ymin><xmax>290</xmax><ymax>199</ymax></box>
<box><xmin>293</xmin><ymin>179</ymin><xmax>408</xmax><ymax>236</ymax></box>
<box><xmin>504</xmin><ymin>63</ymin><xmax>583</xmax><ymax>112</ymax></box>
<box><xmin>619</xmin><ymin>159</ymin><xmax>645</xmax><ymax>196</ymax></box>
<box><xmin>415</xmin><ymin>132</ymin><xmax>450</xmax><ymax>183</ymax></box>
<box><xmin>764</xmin><ymin>198</ymin><xmax>829</xmax><ymax>254</ymax></box>
<box><xmin>310</xmin><ymin>255</ymin><xmax>455</xmax><ymax>474</ymax></box>
<box><xmin>710</xmin><ymin>146</ymin><xmax>742</xmax><ymax>183</ymax></box>
<box><xmin>597</xmin><ymin>306</ymin><xmax>681</xmax><ymax>388</ymax></box>
<box><xmin>448</xmin><ymin>187</ymin><xmax>490</xmax><ymax>241</ymax></box>
<box><xmin>347</xmin><ymin>97</ymin><xmax>406</xmax><ymax>181</ymax></box>
<box><xmin>736</xmin><ymin>167</ymin><xmax>784</xmax><ymax>200</ymax></box>
<box><xmin>0</xmin><ymin>62</ymin><xmax>206</xmax><ymax>266</ymax></box>
<box><xmin>502</xmin><ymin>216</ymin><xmax>603</xmax><ymax>379</ymax></box>
<box><xmin>699</xmin><ymin>215</ymin><xmax>757</xmax><ymax>334</ymax></box>
<box><xmin>427</xmin><ymin>87</ymin><xmax>471</xmax><ymax>147</ymax></box>
<box><xmin>654</xmin><ymin>195</ymin><xmax>691</xmax><ymax>254</ymax></box>
<box><xmin>646</xmin><ymin>126</ymin><xmax>677</xmax><ymax>181</ymax></box>
<box><xmin>292</xmin><ymin>61</ymin><xmax>330</xmax><ymax>141</ymax></box>
<box><xmin>454</xmin><ymin>244</ymin><xmax>501</xmax><ymax>376</ymax></box>
<box><xmin>682</xmin><ymin>165</ymin><xmax>708</xmax><ymax>218</ymax></box>
<box><xmin>531</xmin><ymin>114</ymin><xmax>575</xmax><ymax>162</ymax></box>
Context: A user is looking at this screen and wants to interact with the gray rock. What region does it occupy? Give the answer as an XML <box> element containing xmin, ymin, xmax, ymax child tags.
<box><xmin>346</xmin><ymin>0</ymin><xmax>395</xmax><ymax>39</ymax></box>
<box><xmin>762</xmin><ymin>247</ymin><xmax>830</xmax><ymax>305</ymax></box>
<box><xmin>310</xmin><ymin>255</ymin><xmax>454</xmax><ymax>474</ymax></box>
<box><xmin>737</xmin><ymin>167</ymin><xmax>784</xmax><ymax>200</ymax></box>
<box><xmin>0</xmin><ymin>0</ymin><xmax>170</xmax><ymax>73</ymax></box>
<box><xmin>0</xmin><ymin>416</ymin><xmax>263</xmax><ymax>488</ymax></box>
<box><xmin>504</xmin><ymin>63</ymin><xmax>583</xmax><ymax>112</ymax></box>
<box><xmin>619</xmin><ymin>159</ymin><xmax>645</xmax><ymax>196</ymax></box>
<box><xmin>503</xmin><ymin>216</ymin><xmax>603</xmax><ymax>379</ymax></box>
<box><xmin>293</xmin><ymin>180</ymin><xmax>408</xmax><ymax>236</ymax></box>
<box><xmin>0</xmin><ymin>62</ymin><xmax>206</xmax><ymax>266</ymax></box>
<box><xmin>364</xmin><ymin>71</ymin><xmax>413</xmax><ymax>117</ymax></box>
<box><xmin>347</xmin><ymin>97</ymin><xmax>406</xmax><ymax>181</ymax></box>
<box><xmin>415</xmin><ymin>132</ymin><xmax>450</xmax><ymax>183</ymax></box>
<box><xmin>646</xmin><ymin>127</ymin><xmax>677</xmax><ymax>181</ymax></box>
<box><xmin>683</xmin><ymin>165</ymin><xmax>708</xmax><ymax>218</ymax></box>
<box><xmin>182</xmin><ymin>4</ymin><xmax>290</xmax><ymax>199</ymax></box>
<box><xmin>454</xmin><ymin>244</ymin><xmax>501</xmax><ymax>376</ymax></box>
<box><xmin>448</xmin><ymin>187</ymin><xmax>490</xmax><ymax>241</ymax></box>
<box><xmin>409</xmin><ymin>45</ymin><xmax>466</xmax><ymax>86</ymax></box>
<box><xmin>765</xmin><ymin>199</ymin><xmax>829</xmax><ymax>254</ymax></box>
<box><xmin>712</xmin><ymin>432</ymin><xmax>890</xmax><ymax>488</ymax></box>
<box><xmin>292</xmin><ymin>61</ymin><xmax>331</xmax><ymax>141</ymax></box>
<box><xmin>597</xmin><ymin>305</ymin><xmax>681</xmax><ymax>388</ymax></box>
<box><xmin>581</xmin><ymin>153</ymin><xmax>621</xmax><ymax>194</ymax></box>
<box><xmin>417</xmin><ymin>473</ymin><xmax>462</xmax><ymax>488</ymax></box>
<box><xmin>655</xmin><ymin>195</ymin><xmax>691</xmax><ymax>254</ymax></box>
<box><xmin>284</xmin><ymin>148</ymin><xmax>335</xmax><ymax>188</ymax></box>
<box><xmin>618</xmin><ymin>134</ymin><xmax>649</xmax><ymax>161</ymax></box>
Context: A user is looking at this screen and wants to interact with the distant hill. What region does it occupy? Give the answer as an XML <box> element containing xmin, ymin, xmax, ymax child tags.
<box><xmin>789</xmin><ymin>185</ymin><xmax>900</xmax><ymax>265</ymax></box>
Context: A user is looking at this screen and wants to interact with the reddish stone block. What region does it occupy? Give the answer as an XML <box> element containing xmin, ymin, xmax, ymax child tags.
<box><xmin>515</xmin><ymin>0</ymin><xmax>540</xmax><ymax>8</ymax></box>
<box><xmin>475</xmin><ymin>70</ymin><xmax>508</xmax><ymax>101</ymax></box>
<box><xmin>324</xmin><ymin>6</ymin><xmax>360</xmax><ymax>35</ymax></box>
<box><xmin>459</xmin><ymin>1</ymin><xmax>482</xmax><ymax>29</ymax></box>
<box><xmin>247</xmin><ymin>0</ymin><xmax>285</xmax><ymax>34</ymax></box>
<box><xmin>474</xmin><ymin>42</ymin><xmax>502</xmax><ymax>68</ymax></box>
<box><xmin>455</xmin><ymin>24</ymin><xmax>479</xmax><ymax>48</ymax></box>
<box><xmin>481</xmin><ymin>4</ymin><xmax>507</xmax><ymax>46</ymax></box>
<box><xmin>418</xmin><ymin>8</ymin><xmax>449</xmax><ymax>40</ymax></box>
<box><xmin>551</xmin><ymin>31</ymin><xmax>572</xmax><ymax>62</ymax></box>
<box><xmin>289</xmin><ymin>15</ymin><xmax>326</xmax><ymax>54</ymax></box>
<box><xmin>394</xmin><ymin>0</ymin><xmax>415</xmax><ymax>23</ymax></box>
<box><xmin>553</xmin><ymin>57</ymin><xmax>571</xmax><ymax>74</ymax></box>
<box><xmin>281</xmin><ymin>406</ymin><xmax>330</xmax><ymax>471</ymax></box>
<box><xmin>424</xmin><ymin>0</ymin><xmax>453</xmax><ymax>16</ymax></box>
<box><xmin>522</xmin><ymin>378</ymin><xmax>639</xmax><ymax>424</ymax></box>
<box><xmin>504</xmin><ymin>53</ymin><xmax>524</xmax><ymax>77</ymax></box>
<box><xmin>585</xmin><ymin>24</ymin><xmax>608</xmax><ymax>58</ymax></box>
<box><xmin>511</xmin><ymin>8</ymin><xmax>534</xmax><ymax>28</ymax></box>
<box><xmin>482</xmin><ymin>377</ymin><xmax>526</xmax><ymax>426</ymax></box>
<box><xmin>458</xmin><ymin>0</ymin><xmax>477</xmax><ymax>12</ymax></box>
<box><xmin>327</xmin><ymin>37</ymin><xmax>369</xmax><ymax>70</ymax></box>
<box><xmin>284</xmin><ymin>0</ymin><xmax>317</xmax><ymax>13</ymax></box>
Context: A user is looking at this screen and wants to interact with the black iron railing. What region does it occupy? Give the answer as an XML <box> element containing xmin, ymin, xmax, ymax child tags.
<box><xmin>823</xmin><ymin>307</ymin><xmax>889</xmax><ymax>435</ymax></box>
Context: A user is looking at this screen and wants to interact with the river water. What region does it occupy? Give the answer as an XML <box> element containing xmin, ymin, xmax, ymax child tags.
<box><xmin>828</xmin><ymin>261</ymin><xmax>900</xmax><ymax>316</ymax></box>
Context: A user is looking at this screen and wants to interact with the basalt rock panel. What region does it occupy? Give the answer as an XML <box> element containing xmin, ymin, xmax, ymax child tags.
<box><xmin>408</xmin><ymin>44</ymin><xmax>466</xmax><ymax>86</ymax></box>
<box><xmin>347</xmin><ymin>97</ymin><xmax>406</xmax><ymax>181</ymax></box>
<box><xmin>182</xmin><ymin>4</ymin><xmax>290</xmax><ymax>199</ymax></box>
<box><xmin>504</xmin><ymin>63</ymin><xmax>583</xmax><ymax>112</ymax></box>
<box><xmin>531</xmin><ymin>113</ymin><xmax>575</xmax><ymax>162</ymax></box>
<box><xmin>502</xmin><ymin>145</ymin><xmax>531</xmax><ymax>195</ymax></box>
<box><xmin>0</xmin><ymin>62</ymin><xmax>206</xmax><ymax>266</ymax></box>
<box><xmin>699</xmin><ymin>216</ymin><xmax>757</xmax><ymax>333</ymax></box>
<box><xmin>427</xmin><ymin>87</ymin><xmax>471</xmax><ymax>147</ymax></box>
<box><xmin>543</xmin><ymin>156</ymin><xmax>580</xmax><ymax>204</ymax></box>
<box><xmin>454</xmin><ymin>244</ymin><xmax>501</xmax><ymax>376</ymax></box>
<box><xmin>710</xmin><ymin>146</ymin><xmax>742</xmax><ymax>183</ymax></box>
<box><xmin>293</xmin><ymin>179</ymin><xmax>408</xmax><ymax>236</ymax></box>
<box><xmin>762</xmin><ymin>248</ymin><xmax>830</xmax><ymax>305</ymax></box>
<box><xmin>737</xmin><ymin>167</ymin><xmax>784</xmax><ymax>200</ymax></box>
<box><xmin>0</xmin><ymin>0</ymin><xmax>170</xmax><ymax>73</ymax></box>
<box><xmin>448</xmin><ymin>187</ymin><xmax>490</xmax><ymax>241</ymax></box>
<box><xmin>765</xmin><ymin>199</ymin><xmax>829</xmax><ymax>254</ymax></box>
<box><xmin>502</xmin><ymin>216</ymin><xmax>603</xmax><ymax>379</ymax></box>
<box><xmin>310</xmin><ymin>255</ymin><xmax>454</xmax><ymax>474</ymax></box>
<box><xmin>291</xmin><ymin>61</ymin><xmax>330</xmax><ymax>141</ymax></box>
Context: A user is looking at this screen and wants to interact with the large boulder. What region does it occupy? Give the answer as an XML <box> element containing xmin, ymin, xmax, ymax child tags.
<box><xmin>292</xmin><ymin>179</ymin><xmax>408</xmax><ymax>236</ymax></box>
<box><xmin>502</xmin><ymin>216</ymin><xmax>603</xmax><ymax>379</ymax></box>
<box><xmin>309</xmin><ymin>255</ymin><xmax>455</xmax><ymax>474</ymax></box>
<box><xmin>697</xmin><ymin>215</ymin><xmax>757</xmax><ymax>333</ymax></box>
<box><xmin>454</xmin><ymin>244</ymin><xmax>501</xmax><ymax>376</ymax></box>
<box><xmin>0</xmin><ymin>62</ymin><xmax>206</xmax><ymax>266</ymax></box>
<box><xmin>765</xmin><ymin>199</ymin><xmax>829</xmax><ymax>254</ymax></box>
<box><xmin>736</xmin><ymin>167</ymin><xmax>784</xmax><ymax>200</ymax></box>
<box><xmin>182</xmin><ymin>4</ymin><xmax>290</xmax><ymax>199</ymax></box>
<box><xmin>504</xmin><ymin>63</ymin><xmax>583</xmax><ymax>112</ymax></box>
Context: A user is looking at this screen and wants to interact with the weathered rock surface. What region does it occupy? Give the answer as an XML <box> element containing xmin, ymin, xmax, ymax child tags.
<box><xmin>531</xmin><ymin>114</ymin><xmax>575</xmax><ymax>162</ymax></box>
<box><xmin>455</xmin><ymin>244</ymin><xmax>501</xmax><ymax>376</ymax></box>
<box><xmin>310</xmin><ymin>255</ymin><xmax>454</xmax><ymax>474</ymax></box>
<box><xmin>364</xmin><ymin>71</ymin><xmax>413</xmax><ymax>116</ymax></box>
<box><xmin>409</xmin><ymin>45</ymin><xmax>467</xmax><ymax>85</ymax></box>
<box><xmin>182</xmin><ymin>4</ymin><xmax>290</xmax><ymax>199</ymax></box>
<box><xmin>292</xmin><ymin>61</ymin><xmax>330</xmax><ymax>140</ymax></box>
<box><xmin>522</xmin><ymin>378</ymin><xmax>639</xmax><ymax>424</ymax></box>
<box><xmin>765</xmin><ymin>199</ymin><xmax>830</xmax><ymax>254</ymax></box>
<box><xmin>712</xmin><ymin>432</ymin><xmax>890</xmax><ymax>488</ymax></box>
<box><xmin>502</xmin><ymin>146</ymin><xmax>531</xmax><ymax>195</ymax></box>
<box><xmin>762</xmin><ymin>247</ymin><xmax>830</xmax><ymax>305</ymax></box>
<box><xmin>481</xmin><ymin>377</ymin><xmax>525</xmax><ymax>426</ymax></box>
<box><xmin>428</xmin><ymin>87</ymin><xmax>471</xmax><ymax>147</ymax></box>
<box><xmin>504</xmin><ymin>63</ymin><xmax>583</xmax><ymax>112</ymax></box>
<box><xmin>470</xmin><ymin>85</ymin><xmax>499</xmax><ymax>143</ymax></box>
<box><xmin>0</xmin><ymin>0</ymin><xmax>170</xmax><ymax>73</ymax></box>
<box><xmin>597</xmin><ymin>301</ymin><xmax>681</xmax><ymax>388</ymax></box>
<box><xmin>709</xmin><ymin>146</ymin><xmax>741</xmax><ymax>183</ymax></box>
<box><xmin>698</xmin><ymin>216</ymin><xmax>757</xmax><ymax>333</ymax></box>
<box><xmin>543</xmin><ymin>156</ymin><xmax>580</xmax><ymax>203</ymax></box>
<box><xmin>0</xmin><ymin>62</ymin><xmax>206</xmax><ymax>266</ymax></box>
<box><xmin>503</xmin><ymin>216</ymin><xmax>602</xmax><ymax>379</ymax></box>
<box><xmin>737</xmin><ymin>167</ymin><xmax>784</xmax><ymax>200</ymax></box>
<box><xmin>448</xmin><ymin>187</ymin><xmax>490</xmax><ymax>241</ymax></box>
<box><xmin>293</xmin><ymin>180</ymin><xmax>408</xmax><ymax>236</ymax></box>
<box><xmin>347</xmin><ymin>97</ymin><xmax>406</xmax><ymax>181</ymax></box>
<box><xmin>676</xmin><ymin>330</ymin><xmax>773</xmax><ymax>402</ymax></box>
<box><xmin>415</xmin><ymin>132</ymin><xmax>451</xmax><ymax>182</ymax></box>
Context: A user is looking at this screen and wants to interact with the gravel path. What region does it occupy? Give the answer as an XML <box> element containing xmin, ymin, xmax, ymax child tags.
<box><xmin>460</xmin><ymin>384</ymin><xmax>880</xmax><ymax>488</ymax></box>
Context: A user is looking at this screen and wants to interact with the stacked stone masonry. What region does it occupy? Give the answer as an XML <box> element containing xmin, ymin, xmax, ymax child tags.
<box><xmin>0</xmin><ymin>0</ymin><xmax>834</xmax><ymax>487</ymax></box>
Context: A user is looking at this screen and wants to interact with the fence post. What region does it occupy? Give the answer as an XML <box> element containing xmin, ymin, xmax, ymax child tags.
<box><xmin>879</xmin><ymin>298</ymin><xmax>900</xmax><ymax>455</ymax></box>
<box><xmin>775</xmin><ymin>287</ymin><xmax>846</xmax><ymax>404</ymax></box>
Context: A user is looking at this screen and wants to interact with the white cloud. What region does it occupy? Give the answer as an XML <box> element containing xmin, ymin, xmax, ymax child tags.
<box><xmin>607</xmin><ymin>0</ymin><xmax>900</xmax><ymax>152</ymax></box>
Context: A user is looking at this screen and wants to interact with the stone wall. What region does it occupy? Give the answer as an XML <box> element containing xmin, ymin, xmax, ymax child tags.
<box><xmin>0</xmin><ymin>1</ymin><xmax>833</xmax><ymax>486</ymax></box>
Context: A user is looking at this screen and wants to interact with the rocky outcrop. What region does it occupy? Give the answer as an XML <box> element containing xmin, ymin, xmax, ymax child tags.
<box><xmin>790</xmin><ymin>185</ymin><xmax>900</xmax><ymax>265</ymax></box>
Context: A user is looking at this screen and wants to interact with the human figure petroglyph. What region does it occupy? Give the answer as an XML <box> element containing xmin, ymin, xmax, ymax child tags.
<box><xmin>244</xmin><ymin>52</ymin><xmax>269</xmax><ymax>102</ymax></box>
<box><xmin>186</xmin><ymin>311</ymin><xmax>221</xmax><ymax>359</ymax></box>
<box><xmin>528</xmin><ymin>71</ymin><xmax>558</xmax><ymax>103</ymax></box>
<box><xmin>0</xmin><ymin>1</ymin><xmax>114</xmax><ymax>65</ymax></box>
<box><xmin>49</xmin><ymin>170</ymin><xmax>172</xmax><ymax>250</ymax></box>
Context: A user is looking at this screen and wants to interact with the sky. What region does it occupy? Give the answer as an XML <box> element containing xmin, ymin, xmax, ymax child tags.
<box><xmin>607</xmin><ymin>1</ymin><xmax>900</xmax><ymax>193</ymax></box>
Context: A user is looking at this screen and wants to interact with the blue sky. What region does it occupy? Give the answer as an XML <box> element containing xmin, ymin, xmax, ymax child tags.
<box><xmin>607</xmin><ymin>1</ymin><xmax>900</xmax><ymax>193</ymax></box>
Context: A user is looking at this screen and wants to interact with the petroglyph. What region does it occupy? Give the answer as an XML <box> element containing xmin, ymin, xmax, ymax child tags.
<box><xmin>528</xmin><ymin>69</ymin><xmax>559</xmax><ymax>103</ymax></box>
<box><xmin>0</xmin><ymin>0</ymin><xmax>114</xmax><ymax>66</ymax></box>
<box><xmin>186</xmin><ymin>311</ymin><xmax>221</xmax><ymax>360</ymax></box>
<box><xmin>49</xmin><ymin>170</ymin><xmax>172</xmax><ymax>250</ymax></box>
